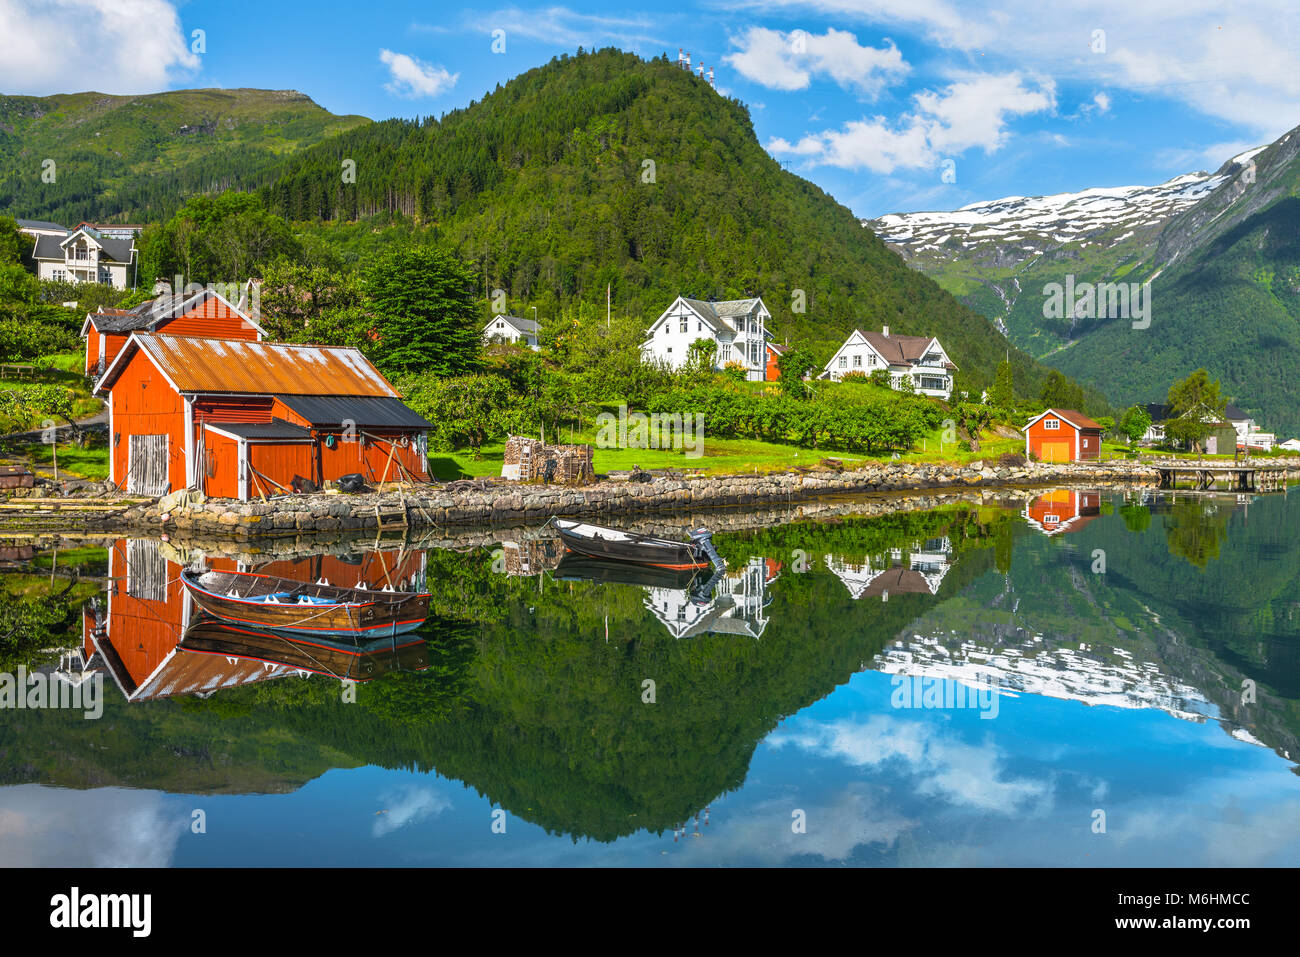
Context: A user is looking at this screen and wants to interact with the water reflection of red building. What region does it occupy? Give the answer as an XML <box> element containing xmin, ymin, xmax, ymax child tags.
<box><xmin>1022</xmin><ymin>489</ymin><xmax>1101</xmax><ymax>536</ymax></box>
<box><xmin>78</xmin><ymin>539</ymin><xmax>428</xmax><ymax>701</ymax></box>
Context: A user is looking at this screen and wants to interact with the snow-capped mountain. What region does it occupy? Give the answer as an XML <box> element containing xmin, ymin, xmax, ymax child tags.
<box><xmin>863</xmin><ymin>148</ymin><xmax>1264</xmax><ymax>267</ymax></box>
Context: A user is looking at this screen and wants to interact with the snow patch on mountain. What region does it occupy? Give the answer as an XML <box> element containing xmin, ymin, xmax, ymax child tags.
<box><xmin>863</xmin><ymin>161</ymin><xmax>1248</xmax><ymax>256</ymax></box>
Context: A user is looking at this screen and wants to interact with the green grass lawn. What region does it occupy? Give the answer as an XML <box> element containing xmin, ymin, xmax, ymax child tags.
<box><xmin>429</xmin><ymin>424</ymin><xmax>1025</xmax><ymax>481</ymax></box>
<box><xmin>22</xmin><ymin>442</ymin><xmax>109</xmax><ymax>481</ymax></box>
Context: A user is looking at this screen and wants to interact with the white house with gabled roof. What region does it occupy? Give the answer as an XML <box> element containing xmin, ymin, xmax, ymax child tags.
<box><xmin>642</xmin><ymin>296</ymin><xmax>771</xmax><ymax>381</ymax></box>
<box><xmin>820</xmin><ymin>325</ymin><xmax>956</xmax><ymax>399</ymax></box>
<box><xmin>28</xmin><ymin>224</ymin><xmax>136</xmax><ymax>289</ymax></box>
<box><xmin>483</xmin><ymin>314</ymin><xmax>540</xmax><ymax>350</ymax></box>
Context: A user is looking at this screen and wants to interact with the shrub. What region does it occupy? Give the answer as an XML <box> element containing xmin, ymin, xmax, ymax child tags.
<box><xmin>998</xmin><ymin>452</ymin><xmax>1026</xmax><ymax>467</ymax></box>
<box><xmin>840</xmin><ymin>370</ymin><xmax>868</xmax><ymax>383</ymax></box>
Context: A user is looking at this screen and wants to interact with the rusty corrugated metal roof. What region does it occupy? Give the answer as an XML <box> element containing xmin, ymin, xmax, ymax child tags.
<box><xmin>132</xmin><ymin>335</ymin><xmax>399</xmax><ymax>397</ymax></box>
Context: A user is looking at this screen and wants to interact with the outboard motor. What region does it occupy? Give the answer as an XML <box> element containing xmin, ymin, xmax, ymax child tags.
<box><xmin>689</xmin><ymin>528</ymin><xmax>726</xmax><ymax>571</ymax></box>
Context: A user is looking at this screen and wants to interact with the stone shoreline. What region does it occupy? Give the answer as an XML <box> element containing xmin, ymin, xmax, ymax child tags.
<box><xmin>0</xmin><ymin>458</ymin><xmax>1183</xmax><ymax>539</ymax></box>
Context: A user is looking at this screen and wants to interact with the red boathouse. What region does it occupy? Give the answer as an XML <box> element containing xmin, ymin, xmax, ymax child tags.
<box><xmin>95</xmin><ymin>334</ymin><xmax>432</xmax><ymax>499</ymax></box>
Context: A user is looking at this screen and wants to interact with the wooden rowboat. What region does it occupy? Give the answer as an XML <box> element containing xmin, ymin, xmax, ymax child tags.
<box><xmin>180</xmin><ymin>568</ymin><xmax>430</xmax><ymax>637</ymax></box>
<box><xmin>553</xmin><ymin>519</ymin><xmax>723</xmax><ymax>570</ymax></box>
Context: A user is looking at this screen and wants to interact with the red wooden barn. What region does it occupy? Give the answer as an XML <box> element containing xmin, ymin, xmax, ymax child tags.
<box><xmin>82</xmin><ymin>288</ymin><xmax>264</xmax><ymax>379</ymax></box>
<box><xmin>1024</xmin><ymin>408</ymin><xmax>1104</xmax><ymax>463</ymax></box>
<box><xmin>95</xmin><ymin>334</ymin><xmax>432</xmax><ymax>499</ymax></box>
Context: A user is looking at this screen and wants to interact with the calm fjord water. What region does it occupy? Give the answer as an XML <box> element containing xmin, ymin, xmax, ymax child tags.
<box><xmin>2</xmin><ymin>488</ymin><xmax>1298</xmax><ymax>866</ymax></box>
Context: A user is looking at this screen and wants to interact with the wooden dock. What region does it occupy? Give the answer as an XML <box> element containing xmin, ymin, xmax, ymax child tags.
<box><xmin>1153</xmin><ymin>461</ymin><xmax>1288</xmax><ymax>492</ymax></box>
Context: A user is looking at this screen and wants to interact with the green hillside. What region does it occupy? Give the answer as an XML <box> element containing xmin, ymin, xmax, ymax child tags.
<box><xmin>0</xmin><ymin>88</ymin><xmax>369</xmax><ymax>224</ymax></box>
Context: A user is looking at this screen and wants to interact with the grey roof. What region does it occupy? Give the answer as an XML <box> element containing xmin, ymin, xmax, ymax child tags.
<box><xmin>32</xmin><ymin>235</ymin><xmax>66</xmax><ymax>260</ymax></box>
<box><xmin>1224</xmin><ymin>403</ymin><xmax>1250</xmax><ymax>421</ymax></box>
<box><xmin>486</xmin><ymin>315</ymin><xmax>539</xmax><ymax>335</ymax></box>
<box><xmin>88</xmin><ymin>294</ymin><xmax>192</xmax><ymax>332</ymax></box>
<box><xmin>16</xmin><ymin>219</ymin><xmax>67</xmax><ymax>232</ymax></box>
<box><xmin>33</xmin><ymin>227</ymin><xmax>134</xmax><ymax>264</ymax></box>
<box><xmin>679</xmin><ymin>297</ymin><xmax>765</xmax><ymax>332</ymax></box>
<box><xmin>204</xmin><ymin>418</ymin><xmax>313</xmax><ymax>441</ymax></box>
<box><xmin>274</xmin><ymin>394</ymin><xmax>432</xmax><ymax>430</ymax></box>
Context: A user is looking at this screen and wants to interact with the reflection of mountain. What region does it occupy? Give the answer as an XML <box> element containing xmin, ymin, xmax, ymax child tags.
<box><xmin>825</xmin><ymin>537</ymin><xmax>952</xmax><ymax>599</ymax></box>
<box><xmin>899</xmin><ymin>492</ymin><xmax>1300</xmax><ymax>769</ymax></box>
<box><xmin>0</xmin><ymin>504</ymin><xmax>1055</xmax><ymax>841</ymax></box>
<box><xmin>877</xmin><ymin>634</ymin><xmax>1214</xmax><ymax>723</ymax></box>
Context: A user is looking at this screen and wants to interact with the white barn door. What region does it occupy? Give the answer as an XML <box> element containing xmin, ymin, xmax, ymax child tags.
<box><xmin>127</xmin><ymin>434</ymin><xmax>170</xmax><ymax>496</ymax></box>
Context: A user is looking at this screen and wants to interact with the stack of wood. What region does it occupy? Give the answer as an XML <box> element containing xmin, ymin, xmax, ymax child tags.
<box><xmin>501</xmin><ymin>436</ymin><xmax>595</xmax><ymax>484</ymax></box>
<box><xmin>500</xmin><ymin>539</ymin><xmax>562</xmax><ymax>576</ymax></box>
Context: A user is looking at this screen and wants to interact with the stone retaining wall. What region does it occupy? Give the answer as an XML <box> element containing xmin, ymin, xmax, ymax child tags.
<box><xmin>1</xmin><ymin>459</ymin><xmax>1169</xmax><ymax>539</ymax></box>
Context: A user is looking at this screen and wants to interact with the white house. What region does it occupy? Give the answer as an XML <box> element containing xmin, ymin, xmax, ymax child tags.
<box><xmin>27</xmin><ymin>225</ymin><xmax>136</xmax><ymax>289</ymax></box>
<box><xmin>483</xmin><ymin>314</ymin><xmax>540</xmax><ymax>350</ymax></box>
<box><xmin>641</xmin><ymin>296</ymin><xmax>771</xmax><ymax>381</ymax></box>
<box><xmin>820</xmin><ymin>326</ymin><xmax>956</xmax><ymax>399</ymax></box>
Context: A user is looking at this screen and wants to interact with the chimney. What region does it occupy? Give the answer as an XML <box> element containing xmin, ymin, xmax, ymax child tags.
<box><xmin>882</xmin><ymin>325</ymin><xmax>890</xmax><ymax>337</ymax></box>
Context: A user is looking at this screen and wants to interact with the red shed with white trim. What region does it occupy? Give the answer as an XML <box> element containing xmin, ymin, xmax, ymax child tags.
<box><xmin>1024</xmin><ymin>408</ymin><xmax>1104</xmax><ymax>463</ymax></box>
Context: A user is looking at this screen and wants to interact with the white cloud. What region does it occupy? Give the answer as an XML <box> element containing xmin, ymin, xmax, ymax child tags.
<box><xmin>379</xmin><ymin>49</ymin><xmax>459</xmax><ymax>99</ymax></box>
<box><xmin>1092</xmin><ymin>91</ymin><xmax>1111</xmax><ymax>113</ymax></box>
<box><xmin>718</xmin><ymin>0</ymin><xmax>1300</xmax><ymax>140</ymax></box>
<box><xmin>372</xmin><ymin>786</ymin><xmax>452</xmax><ymax>837</ymax></box>
<box><xmin>724</xmin><ymin>26</ymin><xmax>909</xmax><ymax>96</ymax></box>
<box><xmin>420</xmin><ymin>7</ymin><xmax>665</xmax><ymax>49</ymax></box>
<box><xmin>0</xmin><ymin>0</ymin><xmax>199</xmax><ymax>95</ymax></box>
<box><xmin>0</xmin><ymin>785</ymin><xmax>186</xmax><ymax>867</ymax></box>
<box><xmin>770</xmin><ymin>715</ymin><xmax>1053</xmax><ymax>813</ymax></box>
<box><xmin>768</xmin><ymin>71</ymin><xmax>1055</xmax><ymax>172</ymax></box>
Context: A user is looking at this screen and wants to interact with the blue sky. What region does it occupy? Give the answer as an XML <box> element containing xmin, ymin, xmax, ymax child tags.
<box><xmin>3</xmin><ymin>0</ymin><xmax>1298</xmax><ymax>218</ymax></box>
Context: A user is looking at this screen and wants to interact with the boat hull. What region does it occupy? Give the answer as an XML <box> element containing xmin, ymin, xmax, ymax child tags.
<box><xmin>180</xmin><ymin>569</ymin><xmax>430</xmax><ymax>637</ymax></box>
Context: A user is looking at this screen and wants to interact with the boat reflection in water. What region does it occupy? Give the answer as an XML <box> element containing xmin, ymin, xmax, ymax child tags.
<box><xmin>554</xmin><ymin>553</ymin><xmax>779</xmax><ymax>639</ymax></box>
<box><xmin>72</xmin><ymin>538</ymin><xmax>431</xmax><ymax>702</ymax></box>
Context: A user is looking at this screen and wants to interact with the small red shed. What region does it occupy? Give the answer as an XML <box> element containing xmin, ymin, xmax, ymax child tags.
<box><xmin>766</xmin><ymin>343</ymin><xmax>784</xmax><ymax>381</ymax></box>
<box><xmin>1024</xmin><ymin>408</ymin><xmax>1104</xmax><ymax>463</ymax></box>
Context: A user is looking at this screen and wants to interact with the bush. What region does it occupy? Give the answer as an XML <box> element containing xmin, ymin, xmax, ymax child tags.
<box><xmin>998</xmin><ymin>452</ymin><xmax>1026</xmax><ymax>467</ymax></box>
<box><xmin>839</xmin><ymin>370</ymin><xmax>868</xmax><ymax>383</ymax></box>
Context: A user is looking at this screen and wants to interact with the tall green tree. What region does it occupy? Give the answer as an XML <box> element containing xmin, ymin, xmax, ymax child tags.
<box><xmin>776</xmin><ymin>348</ymin><xmax>817</xmax><ymax>396</ymax></box>
<box><xmin>989</xmin><ymin>360</ymin><xmax>1014</xmax><ymax>407</ymax></box>
<box><xmin>1119</xmin><ymin>405</ymin><xmax>1152</xmax><ymax>445</ymax></box>
<box><xmin>363</xmin><ymin>245</ymin><xmax>482</xmax><ymax>377</ymax></box>
<box><xmin>1165</xmin><ymin>369</ymin><xmax>1225</xmax><ymax>453</ymax></box>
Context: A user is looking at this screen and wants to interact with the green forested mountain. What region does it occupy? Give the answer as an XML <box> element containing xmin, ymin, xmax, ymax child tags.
<box><xmin>239</xmin><ymin>49</ymin><xmax>1088</xmax><ymax>398</ymax></box>
<box><xmin>871</xmin><ymin>123</ymin><xmax>1300</xmax><ymax>435</ymax></box>
<box><xmin>3</xmin><ymin>52</ymin><xmax>1100</xmax><ymax>400</ymax></box>
<box><xmin>0</xmin><ymin>88</ymin><xmax>368</xmax><ymax>225</ymax></box>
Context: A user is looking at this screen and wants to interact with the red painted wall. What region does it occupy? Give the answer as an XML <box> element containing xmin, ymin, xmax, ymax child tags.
<box><xmin>1026</xmin><ymin>415</ymin><xmax>1100</xmax><ymax>462</ymax></box>
<box><xmin>158</xmin><ymin>299</ymin><xmax>260</xmax><ymax>339</ymax></box>
<box><xmin>272</xmin><ymin>398</ymin><xmax>427</xmax><ymax>482</ymax></box>
<box><xmin>201</xmin><ymin>428</ymin><xmax>240</xmax><ymax>499</ymax></box>
<box><xmin>110</xmin><ymin>351</ymin><xmax>186</xmax><ymax>493</ymax></box>
<box><xmin>248</xmin><ymin>442</ymin><xmax>314</xmax><ymax>496</ymax></box>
